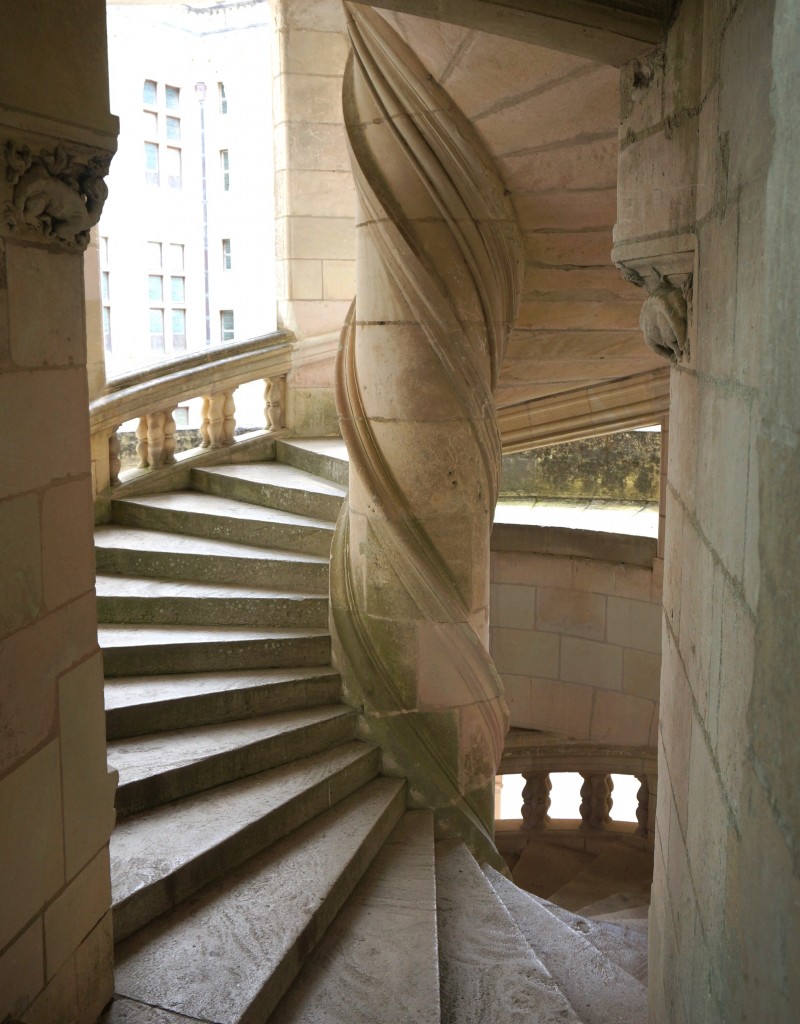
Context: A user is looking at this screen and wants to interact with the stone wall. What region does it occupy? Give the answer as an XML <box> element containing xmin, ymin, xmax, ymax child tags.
<box><xmin>490</xmin><ymin>525</ymin><xmax>660</xmax><ymax>748</ymax></box>
<box><xmin>273</xmin><ymin>0</ymin><xmax>355</xmax><ymax>435</ymax></box>
<box><xmin>616</xmin><ymin>0</ymin><xmax>800</xmax><ymax>1020</ymax></box>
<box><xmin>500</xmin><ymin>430</ymin><xmax>661</xmax><ymax>502</ymax></box>
<box><xmin>0</xmin><ymin>3</ymin><xmax>118</xmax><ymax>1020</ymax></box>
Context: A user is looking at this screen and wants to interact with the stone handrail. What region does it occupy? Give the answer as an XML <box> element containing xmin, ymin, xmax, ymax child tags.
<box><xmin>498</xmin><ymin>729</ymin><xmax>657</xmax><ymax>844</ymax></box>
<box><xmin>90</xmin><ymin>331</ymin><xmax>292</xmax><ymax>485</ymax></box>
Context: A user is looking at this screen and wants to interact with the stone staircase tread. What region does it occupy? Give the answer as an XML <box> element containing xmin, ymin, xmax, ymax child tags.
<box><xmin>271</xmin><ymin>810</ymin><xmax>439</xmax><ymax>1024</ymax></box>
<box><xmin>435</xmin><ymin>840</ymin><xmax>582</xmax><ymax>1024</ymax></box>
<box><xmin>113</xmin><ymin>490</ymin><xmax>337</xmax><ymax>530</ymax></box>
<box><xmin>96</xmin><ymin>575</ymin><xmax>327</xmax><ymax>600</ymax></box>
<box><xmin>280</xmin><ymin>438</ymin><xmax>349</xmax><ymax>462</ymax></box>
<box><xmin>105</xmin><ymin>667</ymin><xmax>340</xmax><ymax>711</ymax></box>
<box><xmin>196</xmin><ymin>462</ymin><xmax>347</xmax><ymax>498</ymax></box>
<box><xmin>577</xmin><ymin>887</ymin><xmax>652</xmax><ymax>919</ymax></box>
<box><xmin>105</xmin><ymin>667</ymin><xmax>342</xmax><ymax>740</ymax></box>
<box><xmin>483</xmin><ymin>866</ymin><xmax>646</xmax><ymax>1024</ymax></box>
<box><xmin>547</xmin><ymin>844</ymin><xmax>653</xmax><ymax>913</ymax></box>
<box><xmin>108</xmin><ymin>705</ymin><xmax>355</xmax><ymax>788</ymax></box>
<box><xmin>113</xmin><ymin>777</ymin><xmax>406</xmax><ymax>1024</ymax></box>
<box><xmin>111</xmin><ymin>741</ymin><xmax>380</xmax><ymax>943</ymax></box>
<box><xmin>95</xmin><ymin>525</ymin><xmax>329</xmax><ymax>565</ymax></box>
<box><xmin>529</xmin><ymin>897</ymin><xmax>649</xmax><ymax>985</ymax></box>
<box><xmin>98</xmin><ymin>624</ymin><xmax>328</xmax><ymax>647</ymax></box>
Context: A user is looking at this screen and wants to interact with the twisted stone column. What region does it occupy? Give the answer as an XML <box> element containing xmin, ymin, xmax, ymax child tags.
<box><xmin>331</xmin><ymin>5</ymin><xmax>522</xmax><ymax>863</ymax></box>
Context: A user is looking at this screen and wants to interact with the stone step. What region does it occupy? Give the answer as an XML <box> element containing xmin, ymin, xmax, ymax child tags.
<box><xmin>108</xmin><ymin>704</ymin><xmax>356</xmax><ymax>816</ymax></box>
<box><xmin>271</xmin><ymin>810</ymin><xmax>439</xmax><ymax>1024</ymax></box>
<box><xmin>96</xmin><ymin>575</ymin><xmax>328</xmax><ymax>628</ymax></box>
<box><xmin>435</xmin><ymin>840</ymin><xmax>582</xmax><ymax>1024</ymax></box>
<box><xmin>95</xmin><ymin>525</ymin><xmax>329</xmax><ymax>591</ymax></box>
<box><xmin>111</xmin><ymin>741</ymin><xmax>380</xmax><ymax>943</ymax></box>
<box><xmin>111</xmin><ymin>778</ymin><xmax>406</xmax><ymax>1024</ymax></box>
<box><xmin>111</xmin><ymin>491</ymin><xmax>335</xmax><ymax>557</ymax></box>
<box><xmin>484</xmin><ymin>866</ymin><xmax>646</xmax><ymax>1024</ymax></box>
<box><xmin>105</xmin><ymin>666</ymin><xmax>342</xmax><ymax>740</ymax></box>
<box><xmin>547</xmin><ymin>844</ymin><xmax>653</xmax><ymax>913</ymax></box>
<box><xmin>528</xmin><ymin>897</ymin><xmax>649</xmax><ymax>987</ymax></box>
<box><xmin>98</xmin><ymin>624</ymin><xmax>330</xmax><ymax>677</ymax></box>
<box><xmin>192</xmin><ymin>463</ymin><xmax>346</xmax><ymax>521</ymax></box>
<box><xmin>510</xmin><ymin>838</ymin><xmax>596</xmax><ymax>900</ymax></box>
<box><xmin>277</xmin><ymin>438</ymin><xmax>349</xmax><ymax>488</ymax></box>
<box><xmin>578</xmin><ymin>888</ymin><xmax>652</xmax><ymax>919</ymax></box>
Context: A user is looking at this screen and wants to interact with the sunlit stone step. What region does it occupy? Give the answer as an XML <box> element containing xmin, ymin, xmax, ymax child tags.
<box><xmin>111</xmin><ymin>778</ymin><xmax>405</xmax><ymax>1024</ymax></box>
<box><xmin>277</xmin><ymin>438</ymin><xmax>349</xmax><ymax>487</ymax></box>
<box><xmin>105</xmin><ymin>666</ymin><xmax>341</xmax><ymax>740</ymax></box>
<box><xmin>112</xmin><ymin>741</ymin><xmax>380</xmax><ymax>943</ymax></box>
<box><xmin>191</xmin><ymin>462</ymin><xmax>347</xmax><ymax>521</ymax></box>
<box><xmin>108</xmin><ymin>704</ymin><xmax>357</xmax><ymax>817</ymax></box>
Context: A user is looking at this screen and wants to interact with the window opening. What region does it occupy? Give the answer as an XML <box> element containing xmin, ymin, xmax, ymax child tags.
<box><xmin>165</xmin><ymin>84</ymin><xmax>180</xmax><ymax>109</ymax></box>
<box><xmin>220</xmin><ymin>309</ymin><xmax>235</xmax><ymax>342</ymax></box>
<box><xmin>222</xmin><ymin>238</ymin><xmax>232</xmax><ymax>270</ymax></box>
<box><xmin>220</xmin><ymin>149</ymin><xmax>230</xmax><ymax>191</ymax></box>
<box><xmin>218</xmin><ymin>81</ymin><xmax>227</xmax><ymax>113</ymax></box>
<box><xmin>143</xmin><ymin>79</ymin><xmax>157</xmax><ymax>105</ymax></box>
<box><xmin>144</xmin><ymin>142</ymin><xmax>159</xmax><ymax>185</ymax></box>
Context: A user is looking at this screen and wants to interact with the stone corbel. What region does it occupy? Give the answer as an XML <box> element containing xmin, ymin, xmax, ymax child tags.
<box><xmin>2</xmin><ymin>139</ymin><xmax>111</xmax><ymax>252</ymax></box>
<box><xmin>612</xmin><ymin>236</ymin><xmax>695</xmax><ymax>365</ymax></box>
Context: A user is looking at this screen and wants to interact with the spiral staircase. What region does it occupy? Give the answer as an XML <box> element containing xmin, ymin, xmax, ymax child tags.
<box><xmin>97</xmin><ymin>438</ymin><xmax>648</xmax><ymax>1024</ymax></box>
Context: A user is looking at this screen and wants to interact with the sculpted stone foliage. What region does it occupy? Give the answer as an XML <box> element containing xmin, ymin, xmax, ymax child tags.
<box><xmin>331</xmin><ymin>4</ymin><xmax>522</xmax><ymax>860</ymax></box>
<box><xmin>617</xmin><ymin>262</ymin><xmax>692</xmax><ymax>363</ymax></box>
<box><xmin>3</xmin><ymin>141</ymin><xmax>110</xmax><ymax>250</ymax></box>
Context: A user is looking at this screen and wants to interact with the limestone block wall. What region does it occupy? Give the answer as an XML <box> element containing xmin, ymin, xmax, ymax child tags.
<box><xmin>0</xmin><ymin>3</ymin><xmax>118</xmax><ymax>1020</ymax></box>
<box><xmin>490</xmin><ymin>525</ymin><xmax>660</xmax><ymax>748</ymax></box>
<box><xmin>615</xmin><ymin>0</ymin><xmax>800</xmax><ymax>1020</ymax></box>
<box><xmin>273</xmin><ymin>0</ymin><xmax>356</xmax><ymax>435</ymax></box>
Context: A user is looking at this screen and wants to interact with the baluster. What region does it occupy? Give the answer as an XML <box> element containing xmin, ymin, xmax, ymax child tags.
<box><xmin>635</xmin><ymin>774</ymin><xmax>649</xmax><ymax>837</ymax></box>
<box><xmin>162</xmin><ymin>407</ymin><xmax>177</xmax><ymax>465</ymax></box>
<box><xmin>135</xmin><ymin>416</ymin><xmax>149</xmax><ymax>468</ymax></box>
<box><xmin>147</xmin><ymin>410</ymin><xmax>166</xmax><ymax>469</ymax></box>
<box><xmin>200</xmin><ymin>395</ymin><xmax>211</xmax><ymax>448</ymax></box>
<box><xmin>108</xmin><ymin>426</ymin><xmax>121</xmax><ymax>486</ymax></box>
<box><xmin>222</xmin><ymin>390</ymin><xmax>236</xmax><ymax>445</ymax></box>
<box><xmin>579</xmin><ymin>772</ymin><xmax>613</xmax><ymax>829</ymax></box>
<box><xmin>265</xmin><ymin>373</ymin><xmax>286</xmax><ymax>431</ymax></box>
<box><xmin>521</xmin><ymin>771</ymin><xmax>551</xmax><ymax>831</ymax></box>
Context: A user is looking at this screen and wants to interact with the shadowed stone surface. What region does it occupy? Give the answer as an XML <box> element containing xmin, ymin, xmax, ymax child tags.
<box><xmin>271</xmin><ymin>811</ymin><xmax>439</xmax><ymax>1024</ymax></box>
<box><xmin>485</xmin><ymin>865</ymin><xmax>646</xmax><ymax>1024</ymax></box>
<box><xmin>114</xmin><ymin>779</ymin><xmax>405</xmax><ymax>1024</ymax></box>
<box><xmin>435</xmin><ymin>840</ymin><xmax>581</xmax><ymax>1024</ymax></box>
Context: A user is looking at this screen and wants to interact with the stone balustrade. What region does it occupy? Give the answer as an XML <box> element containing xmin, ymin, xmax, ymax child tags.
<box><xmin>498</xmin><ymin>729</ymin><xmax>657</xmax><ymax>855</ymax></box>
<box><xmin>89</xmin><ymin>332</ymin><xmax>291</xmax><ymax>489</ymax></box>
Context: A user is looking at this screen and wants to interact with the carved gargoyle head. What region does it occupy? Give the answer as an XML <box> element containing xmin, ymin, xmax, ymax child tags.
<box><xmin>616</xmin><ymin>262</ymin><xmax>692</xmax><ymax>364</ymax></box>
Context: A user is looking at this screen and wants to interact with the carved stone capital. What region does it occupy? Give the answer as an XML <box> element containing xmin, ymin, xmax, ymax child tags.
<box><xmin>2</xmin><ymin>138</ymin><xmax>111</xmax><ymax>252</ymax></box>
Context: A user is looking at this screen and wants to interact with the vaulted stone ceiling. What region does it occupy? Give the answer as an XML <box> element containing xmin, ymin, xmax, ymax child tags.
<box><xmin>373</xmin><ymin>6</ymin><xmax>667</xmax><ymax>441</ymax></box>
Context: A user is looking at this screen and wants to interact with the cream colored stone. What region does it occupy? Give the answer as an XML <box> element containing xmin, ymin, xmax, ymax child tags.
<box><xmin>491</xmin><ymin>550</ymin><xmax>571</xmax><ymax>588</ymax></box>
<box><xmin>286</xmin><ymin>217</ymin><xmax>355</xmax><ymax>260</ymax></box>
<box><xmin>606</xmin><ymin>595</ymin><xmax>662</xmax><ymax>654</ymax></box>
<box><xmin>500</xmin><ymin>135</ymin><xmax>618</xmax><ymax>194</ymax></box>
<box><xmin>58</xmin><ymin>654</ymin><xmax>117</xmax><ymax>879</ymax></box>
<box><xmin>277</xmin><ymin>0</ymin><xmax>347</xmax><ymax>33</ymax></box>
<box><xmin>536</xmin><ymin>586</ymin><xmax>606</xmax><ymax>642</ymax></box>
<box><xmin>0</xmin><ymin>919</ymin><xmax>44</xmax><ymax>1022</ymax></box>
<box><xmin>281</xmin><ymin>299</ymin><xmax>352</xmax><ymax>340</ymax></box>
<box><xmin>277</xmin><ymin>72</ymin><xmax>344</xmax><ymax>125</ymax></box>
<box><xmin>6</xmin><ymin>246</ymin><xmax>85</xmax><ymax>368</ymax></box>
<box><xmin>0</xmin><ymin>368</ymin><xmax>90</xmax><ymax>500</ymax></box>
<box><xmin>280</xmin><ymin>28</ymin><xmax>349</xmax><ymax>76</ymax></box>
<box><xmin>322</xmin><ymin>259</ymin><xmax>356</xmax><ymax>301</ymax></box>
<box><xmin>286</xmin><ymin>259</ymin><xmax>323</xmax><ymax>301</ymax></box>
<box><xmin>278</xmin><ymin>169</ymin><xmax>355</xmax><ymax>219</ymax></box>
<box><xmin>500</xmin><ymin>673</ymin><xmax>532</xmax><ymax>724</ymax></box>
<box><xmin>44</xmin><ymin>847</ymin><xmax>110</xmax><ymax>979</ymax></box>
<box><xmin>590</xmin><ymin>689</ymin><xmax>655</xmax><ymax>746</ymax></box>
<box><xmin>41</xmin><ymin>478</ymin><xmax>95</xmax><ymax>612</ymax></box>
<box><xmin>622</xmin><ymin>647</ymin><xmax>661</xmax><ymax>702</ymax></box>
<box><xmin>492</xmin><ymin>627</ymin><xmax>559</xmax><ymax>678</ymax></box>
<box><xmin>491</xmin><ymin>583</ymin><xmax>536</xmax><ymax>630</ymax></box>
<box><xmin>560</xmin><ymin>636</ymin><xmax>622</xmax><ymax>690</ymax></box>
<box><xmin>0</xmin><ymin>494</ymin><xmax>42</xmax><ymax>636</ymax></box>
<box><xmin>274</xmin><ymin>121</ymin><xmax>351</xmax><ymax>173</ymax></box>
<box><xmin>0</xmin><ymin>594</ymin><xmax>98</xmax><ymax>778</ymax></box>
<box><xmin>75</xmin><ymin>911</ymin><xmax>114</xmax><ymax>1024</ymax></box>
<box><xmin>527</xmin><ymin>676</ymin><xmax>594</xmax><ymax>737</ymax></box>
<box><xmin>512</xmin><ymin>188</ymin><xmax>617</xmax><ymax>232</ymax></box>
<box><xmin>0</xmin><ymin>741</ymin><xmax>64</xmax><ymax>950</ymax></box>
<box><xmin>22</xmin><ymin>954</ymin><xmax>78</xmax><ymax>1024</ymax></box>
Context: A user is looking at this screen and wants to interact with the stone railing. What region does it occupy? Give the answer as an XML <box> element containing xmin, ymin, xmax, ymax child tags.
<box><xmin>496</xmin><ymin>728</ymin><xmax>657</xmax><ymax>856</ymax></box>
<box><xmin>90</xmin><ymin>332</ymin><xmax>292</xmax><ymax>491</ymax></box>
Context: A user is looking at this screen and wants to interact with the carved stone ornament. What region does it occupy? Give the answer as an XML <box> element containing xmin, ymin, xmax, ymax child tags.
<box><xmin>616</xmin><ymin>262</ymin><xmax>693</xmax><ymax>364</ymax></box>
<box><xmin>2</xmin><ymin>141</ymin><xmax>110</xmax><ymax>251</ymax></box>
